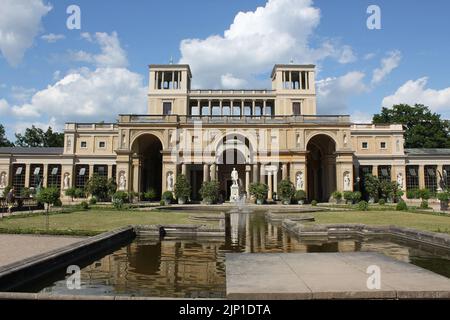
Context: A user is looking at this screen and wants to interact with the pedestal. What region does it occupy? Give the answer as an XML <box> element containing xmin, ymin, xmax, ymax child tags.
<box><xmin>230</xmin><ymin>184</ymin><xmax>240</xmax><ymax>202</ymax></box>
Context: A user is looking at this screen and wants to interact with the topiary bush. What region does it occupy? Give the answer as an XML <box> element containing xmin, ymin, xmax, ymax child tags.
<box><xmin>343</xmin><ymin>191</ymin><xmax>353</xmax><ymax>204</ymax></box>
<box><xmin>249</xmin><ymin>182</ymin><xmax>269</xmax><ymax>204</ymax></box>
<box><xmin>396</xmin><ymin>200</ymin><xmax>408</xmax><ymax>211</ymax></box>
<box><xmin>357</xmin><ymin>200</ymin><xmax>369</xmax><ymax>211</ymax></box>
<box><xmin>162</xmin><ymin>191</ymin><xmax>174</xmax><ymax>204</ymax></box>
<box><xmin>406</xmin><ymin>189</ymin><xmax>419</xmax><ymax>199</ymax></box>
<box><xmin>331</xmin><ymin>191</ymin><xmax>342</xmax><ymax>203</ymax></box>
<box><xmin>378</xmin><ymin>198</ymin><xmax>386</xmax><ymax>205</ymax></box>
<box><xmin>174</xmin><ymin>174</ymin><xmax>191</xmax><ymax>203</ymax></box>
<box><xmin>79</xmin><ymin>201</ymin><xmax>89</xmax><ymax>210</ymax></box>
<box><xmin>113</xmin><ymin>191</ymin><xmax>129</xmax><ymax>203</ymax></box>
<box><xmin>279</xmin><ymin>180</ymin><xmax>295</xmax><ymax>204</ymax></box>
<box><xmin>89</xmin><ymin>196</ymin><xmax>97</xmax><ymax>205</ymax></box>
<box><xmin>351</xmin><ymin>191</ymin><xmax>362</xmax><ymax>204</ymax></box>
<box><xmin>420</xmin><ymin>199</ymin><xmax>429</xmax><ymax>209</ymax></box>
<box><xmin>199</xmin><ymin>180</ymin><xmax>220</xmax><ymax>204</ymax></box>
<box><xmin>311</xmin><ymin>200</ymin><xmax>317</xmax><ymax>206</ymax></box>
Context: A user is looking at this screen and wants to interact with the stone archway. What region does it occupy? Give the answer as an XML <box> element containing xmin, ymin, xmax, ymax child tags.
<box><xmin>131</xmin><ymin>133</ymin><xmax>163</xmax><ymax>199</ymax></box>
<box><xmin>306</xmin><ymin>134</ymin><xmax>336</xmax><ymax>202</ymax></box>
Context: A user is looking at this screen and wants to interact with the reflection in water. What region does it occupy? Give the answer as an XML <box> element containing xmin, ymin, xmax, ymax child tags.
<box><xmin>37</xmin><ymin>212</ymin><xmax>450</xmax><ymax>298</ymax></box>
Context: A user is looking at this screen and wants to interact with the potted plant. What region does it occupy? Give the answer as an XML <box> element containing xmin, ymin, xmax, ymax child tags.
<box><xmin>343</xmin><ymin>191</ymin><xmax>353</xmax><ymax>204</ymax></box>
<box><xmin>364</xmin><ymin>174</ymin><xmax>379</xmax><ymax>203</ymax></box>
<box><xmin>437</xmin><ymin>192</ymin><xmax>450</xmax><ymax>211</ymax></box>
<box><xmin>249</xmin><ymin>182</ymin><xmax>268</xmax><ymax>205</ymax></box>
<box><xmin>279</xmin><ymin>180</ymin><xmax>295</xmax><ymax>205</ymax></box>
<box><xmin>174</xmin><ymin>174</ymin><xmax>191</xmax><ymax>204</ymax></box>
<box><xmin>295</xmin><ymin>190</ymin><xmax>306</xmax><ymax>205</ymax></box>
<box><xmin>199</xmin><ymin>180</ymin><xmax>219</xmax><ymax>204</ymax></box>
<box><xmin>351</xmin><ymin>191</ymin><xmax>362</xmax><ymax>204</ymax></box>
<box><xmin>331</xmin><ymin>191</ymin><xmax>342</xmax><ymax>204</ymax></box>
<box><xmin>162</xmin><ymin>191</ymin><xmax>174</xmax><ymax>205</ymax></box>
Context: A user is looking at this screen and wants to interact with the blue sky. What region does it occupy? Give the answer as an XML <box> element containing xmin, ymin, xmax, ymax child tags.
<box><xmin>1</xmin><ymin>0</ymin><xmax>450</xmax><ymax>139</ymax></box>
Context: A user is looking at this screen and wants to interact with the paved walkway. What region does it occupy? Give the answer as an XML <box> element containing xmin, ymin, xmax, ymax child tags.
<box><xmin>0</xmin><ymin>234</ymin><xmax>86</xmax><ymax>268</ymax></box>
<box><xmin>226</xmin><ymin>252</ymin><xmax>450</xmax><ymax>299</ymax></box>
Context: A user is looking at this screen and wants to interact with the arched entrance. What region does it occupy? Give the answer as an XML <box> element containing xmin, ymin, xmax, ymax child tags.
<box><xmin>306</xmin><ymin>134</ymin><xmax>336</xmax><ymax>202</ymax></box>
<box><xmin>132</xmin><ymin>134</ymin><xmax>163</xmax><ymax>199</ymax></box>
<box><xmin>216</xmin><ymin>134</ymin><xmax>253</xmax><ymax>201</ymax></box>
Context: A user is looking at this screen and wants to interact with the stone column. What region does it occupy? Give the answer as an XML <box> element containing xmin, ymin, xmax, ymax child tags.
<box><xmin>43</xmin><ymin>164</ymin><xmax>48</xmax><ymax>188</ymax></box>
<box><xmin>107</xmin><ymin>165</ymin><xmax>113</xmax><ymax>180</ymax></box>
<box><xmin>203</xmin><ymin>163</ymin><xmax>209</xmax><ymax>182</ymax></box>
<box><xmin>182</xmin><ymin>163</ymin><xmax>187</xmax><ymax>176</ymax></box>
<box><xmin>245</xmin><ymin>165</ymin><xmax>251</xmax><ymax>196</ymax></box>
<box><xmin>419</xmin><ymin>165</ymin><xmax>425</xmax><ymax>189</ymax></box>
<box><xmin>89</xmin><ymin>164</ymin><xmax>94</xmax><ymax>179</ymax></box>
<box><xmin>210</xmin><ymin>163</ymin><xmax>216</xmax><ymax>181</ymax></box>
<box><xmin>24</xmin><ymin>164</ymin><xmax>30</xmax><ymax>188</ymax></box>
<box><xmin>267</xmin><ymin>170</ymin><xmax>273</xmax><ymax>201</ymax></box>
<box><xmin>372</xmin><ymin>165</ymin><xmax>378</xmax><ymax>177</ymax></box>
<box><xmin>132</xmin><ymin>158</ymin><xmax>140</xmax><ymax>194</ymax></box>
<box><xmin>260</xmin><ymin>164</ymin><xmax>265</xmax><ymax>184</ymax></box>
<box><xmin>273</xmin><ymin>168</ymin><xmax>278</xmax><ymax>196</ymax></box>
<box><xmin>252</xmin><ymin>163</ymin><xmax>259</xmax><ymax>183</ymax></box>
<box><xmin>282</xmin><ymin>163</ymin><xmax>288</xmax><ymax>180</ymax></box>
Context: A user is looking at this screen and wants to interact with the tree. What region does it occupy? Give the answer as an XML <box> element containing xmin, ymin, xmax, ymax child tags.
<box><xmin>85</xmin><ymin>174</ymin><xmax>109</xmax><ymax>200</ymax></box>
<box><xmin>15</xmin><ymin>125</ymin><xmax>64</xmax><ymax>147</ymax></box>
<box><xmin>174</xmin><ymin>174</ymin><xmax>191</xmax><ymax>201</ymax></box>
<box><xmin>0</xmin><ymin>124</ymin><xmax>13</xmax><ymax>147</ymax></box>
<box><xmin>373</xmin><ymin>104</ymin><xmax>450</xmax><ymax>148</ymax></box>
<box><xmin>36</xmin><ymin>187</ymin><xmax>61</xmax><ymax>213</ymax></box>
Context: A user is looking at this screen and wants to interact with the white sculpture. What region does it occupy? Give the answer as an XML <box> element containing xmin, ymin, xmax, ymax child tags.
<box><xmin>63</xmin><ymin>173</ymin><xmax>70</xmax><ymax>190</ymax></box>
<box><xmin>231</xmin><ymin>168</ymin><xmax>239</xmax><ymax>186</ymax></box>
<box><xmin>0</xmin><ymin>172</ymin><xmax>6</xmax><ymax>188</ymax></box>
<box><xmin>296</xmin><ymin>172</ymin><xmax>304</xmax><ymax>190</ymax></box>
<box><xmin>344</xmin><ymin>172</ymin><xmax>351</xmax><ymax>191</ymax></box>
<box><xmin>119</xmin><ymin>172</ymin><xmax>126</xmax><ymax>190</ymax></box>
<box><xmin>167</xmin><ymin>172</ymin><xmax>174</xmax><ymax>191</ymax></box>
<box><xmin>397</xmin><ymin>172</ymin><xmax>404</xmax><ymax>189</ymax></box>
<box><xmin>343</xmin><ymin>134</ymin><xmax>348</xmax><ymax>146</ymax></box>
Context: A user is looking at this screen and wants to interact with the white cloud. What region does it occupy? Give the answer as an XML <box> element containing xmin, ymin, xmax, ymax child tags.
<box><xmin>0</xmin><ymin>0</ymin><xmax>52</xmax><ymax>66</ymax></box>
<box><xmin>179</xmin><ymin>0</ymin><xmax>355</xmax><ymax>88</ymax></box>
<box><xmin>70</xmin><ymin>32</ymin><xmax>128</xmax><ymax>68</ymax></box>
<box><xmin>371</xmin><ymin>50</ymin><xmax>402</xmax><ymax>84</ymax></box>
<box><xmin>11</xmin><ymin>86</ymin><xmax>36</xmax><ymax>103</ymax></box>
<box><xmin>316</xmin><ymin>71</ymin><xmax>367</xmax><ymax>114</ymax></box>
<box><xmin>382</xmin><ymin>77</ymin><xmax>450</xmax><ymax>117</ymax></box>
<box><xmin>363</xmin><ymin>52</ymin><xmax>376</xmax><ymax>60</ymax></box>
<box><xmin>220</xmin><ymin>73</ymin><xmax>248</xmax><ymax>89</ymax></box>
<box><xmin>41</xmin><ymin>33</ymin><xmax>65</xmax><ymax>43</ymax></box>
<box><xmin>351</xmin><ymin>110</ymin><xmax>373</xmax><ymax>123</ymax></box>
<box><xmin>0</xmin><ymin>99</ymin><xmax>10</xmax><ymax>116</ymax></box>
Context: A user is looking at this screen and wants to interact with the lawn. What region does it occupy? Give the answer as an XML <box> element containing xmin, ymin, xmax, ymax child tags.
<box><xmin>0</xmin><ymin>209</ymin><xmax>212</xmax><ymax>235</ymax></box>
<box><xmin>311</xmin><ymin>210</ymin><xmax>450</xmax><ymax>234</ymax></box>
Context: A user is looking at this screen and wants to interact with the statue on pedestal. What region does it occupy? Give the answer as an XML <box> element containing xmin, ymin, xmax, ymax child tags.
<box><xmin>63</xmin><ymin>173</ymin><xmax>70</xmax><ymax>190</ymax></box>
<box><xmin>296</xmin><ymin>172</ymin><xmax>304</xmax><ymax>190</ymax></box>
<box><xmin>119</xmin><ymin>172</ymin><xmax>126</xmax><ymax>190</ymax></box>
<box><xmin>344</xmin><ymin>172</ymin><xmax>351</xmax><ymax>191</ymax></box>
<box><xmin>230</xmin><ymin>168</ymin><xmax>240</xmax><ymax>202</ymax></box>
<box><xmin>167</xmin><ymin>172</ymin><xmax>174</xmax><ymax>191</ymax></box>
<box><xmin>231</xmin><ymin>168</ymin><xmax>239</xmax><ymax>186</ymax></box>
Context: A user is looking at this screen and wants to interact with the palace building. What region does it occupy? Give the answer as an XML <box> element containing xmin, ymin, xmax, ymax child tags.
<box><xmin>1</xmin><ymin>63</ymin><xmax>449</xmax><ymax>202</ymax></box>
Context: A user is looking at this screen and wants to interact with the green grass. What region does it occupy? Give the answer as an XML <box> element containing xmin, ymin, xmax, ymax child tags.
<box><xmin>0</xmin><ymin>209</ymin><xmax>212</xmax><ymax>235</ymax></box>
<box><xmin>311</xmin><ymin>210</ymin><xmax>450</xmax><ymax>234</ymax></box>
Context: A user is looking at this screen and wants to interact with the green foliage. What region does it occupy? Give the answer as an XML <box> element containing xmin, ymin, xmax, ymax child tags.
<box><xmin>396</xmin><ymin>200</ymin><xmax>408</xmax><ymax>211</ymax></box>
<box><xmin>174</xmin><ymin>174</ymin><xmax>191</xmax><ymax>200</ymax></box>
<box><xmin>107</xmin><ymin>178</ymin><xmax>117</xmax><ymax>197</ymax></box>
<box><xmin>89</xmin><ymin>196</ymin><xmax>97</xmax><ymax>205</ymax></box>
<box><xmin>79</xmin><ymin>201</ymin><xmax>89</xmax><ymax>210</ymax></box>
<box><xmin>343</xmin><ymin>191</ymin><xmax>353</xmax><ymax>203</ymax></box>
<box><xmin>162</xmin><ymin>191</ymin><xmax>174</xmax><ymax>201</ymax></box>
<box><xmin>364</xmin><ymin>174</ymin><xmax>380</xmax><ymax>200</ymax></box>
<box><xmin>378</xmin><ymin>198</ymin><xmax>386</xmax><ymax>205</ymax></box>
<box><xmin>65</xmin><ymin>187</ymin><xmax>77</xmax><ymax>200</ymax></box>
<box><xmin>249</xmin><ymin>182</ymin><xmax>269</xmax><ymax>201</ymax></box>
<box><xmin>85</xmin><ymin>174</ymin><xmax>109</xmax><ymax>200</ymax></box>
<box><xmin>53</xmin><ymin>198</ymin><xmax>62</xmax><ymax>207</ymax></box>
<box><xmin>331</xmin><ymin>191</ymin><xmax>342</xmax><ymax>200</ymax></box>
<box><xmin>418</xmin><ymin>188</ymin><xmax>431</xmax><ymax>200</ymax></box>
<box><xmin>278</xmin><ymin>180</ymin><xmax>295</xmax><ymax>201</ymax></box>
<box><xmin>406</xmin><ymin>189</ymin><xmax>419</xmax><ymax>199</ymax></box>
<box><xmin>420</xmin><ymin>199</ymin><xmax>429</xmax><ymax>209</ymax></box>
<box><xmin>0</xmin><ymin>124</ymin><xmax>13</xmax><ymax>147</ymax></box>
<box><xmin>113</xmin><ymin>191</ymin><xmax>129</xmax><ymax>203</ymax></box>
<box><xmin>311</xmin><ymin>200</ymin><xmax>318</xmax><ymax>206</ymax></box>
<box><xmin>112</xmin><ymin>198</ymin><xmax>123</xmax><ymax>210</ymax></box>
<box><xmin>143</xmin><ymin>188</ymin><xmax>157</xmax><ymax>201</ymax></box>
<box><xmin>74</xmin><ymin>188</ymin><xmax>86</xmax><ymax>199</ymax></box>
<box><xmin>14</xmin><ymin>125</ymin><xmax>64</xmax><ymax>147</ymax></box>
<box><xmin>160</xmin><ymin>200</ymin><xmax>165</xmax><ymax>206</ymax></box>
<box><xmin>294</xmin><ymin>190</ymin><xmax>306</xmax><ymax>201</ymax></box>
<box><xmin>20</xmin><ymin>187</ymin><xmax>31</xmax><ymax>198</ymax></box>
<box><xmin>199</xmin><ymin>180</ymin><xmax>219</xmax><ymax>203</ymax></box>
<box><xmin>351</xmin><ymin>191</ymin><xmax>362</xmax><ymax>203</ymax></box>
<box><xmin>437</xmin><ymin>192</ymin><xmax>450</xmax><ymax>202</ymax></box>
<box><xmin>36</xmin><ymin>187</ymin><xmax>61</xmax><ymax>212</ymax></box>
<box><xmin>379</xmin><ymin>180</ymin><xmax>397</xmax><ymax>201</ymax></box>
<box><xmin>357</xmin><ymin>200</ymin><xmax>369</xmax><ymax>211</ymax></box>
<box><xmin>373</xmin><ymin>104</ymin><xmax>450</xmax><ymax>148</ymax></box>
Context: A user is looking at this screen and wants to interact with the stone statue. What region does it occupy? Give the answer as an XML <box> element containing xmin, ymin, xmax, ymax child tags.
<box><xmin>343</xmin><ymin>134</ymin><xmax>348</xmax><ymax>146</ymax></box>
<box><xmin>296</xmin><ymin>172</ymin><xmax>304</xmax><ymax>190</ymax></box>
<box><xmin>344</xmin><ymin>172</ymin><xmax>351</xmax><ymax>191</ymax></box>
<box><xmin>167</xmin><ymin>172</ymin><xmax>174</xmax><ymax>191</ymax></box>
<box><xmin>63</xmin><ymin>173</ymin><xmax>70</xmax><ymax>190</ymax></box>
<box><xmin>119</xmin><ymin>172</ymin><xmax>126</xmax><ymax>190</ymax></box>
<box><xmin>397</xmin><ymin>172</ymin><xmax>404</xmax><ymax>189</ymax></box>
<box><xmin>231</xmin><ymin>168</ymin><xmax>238</xmax><ymax>186</ymax></box>
<box><xmin>0</xmin><ymin>172</ymin><xmax>6</xmax><ymax>188</ymax></box>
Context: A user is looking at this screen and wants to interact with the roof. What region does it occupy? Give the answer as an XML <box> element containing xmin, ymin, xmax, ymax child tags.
<box><xmin>405</xmin><ymin>148</ymin><xmax>450</xmax><ymax>156</ymax></box>
<box><xmin>0</xmin><ymin>147</ymin><xmax>64</xmax><ymax>155</ymax></box>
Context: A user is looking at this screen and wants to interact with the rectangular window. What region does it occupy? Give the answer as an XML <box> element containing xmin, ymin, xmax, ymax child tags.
<box><xmin>29</xmin><ymin>164</ymin><xmax>44</xmax><ymax>188</ymax></box>
<box><xmin>80</xmin><ymin>141</ymin><xmax>87</xmax><ymax>148</ymax></box>
<box><xmin>98</xmin><ymin>141</ymin><xmax>106</xmax><ymax>148</ymax></box>
<box><xmin>292</xmin><ymin>102</ymin><xmax>301</xmax><ymax>115</ymax></box>
<box><xmin>75</xmin><ymin>165</ymin><xmax>89</xmax><ymax>190</ymax></box>
<box><xmin>378</xmin><ymin>165</ymin><xmax>391</xmax><ymax>182</ymax></box>
<box><xmin>425</xmin><ymin>165</ymin><xmax>437</xmax><ymax>192</ymax></box>
<box><xmin>47</xmin><ymin>164</ymin><xmax>61</xmax><ymax>189</ymax></box>
<box><xmin>12</xmin><ymin>164</ymin><xmax>26</xmax><ymax>195</ymax></box>
<box><xmin>163</xmin><ymin>102</ymin><xmax>172</xmax><ymax>115</ymax></box>
<box><xmin>362</xmin><ymin>142</ymin><xmax>368</xmax><ymax>149</ymax></box>
<box><xmin>380</xmin><ymin>142</ymin><xmax>386</xmax><ymax>149</ymax></box>
<box><xmin>94</xmin><ymin>165</ymin><xmax>108</xmax><ymax>178</ymax></box>
<box><xmin>201</xmin><ymin>104</ymin><xmax>210</xmax><ymax>116</ymax></box>
<box><xmin>406</xmin><ymin>165</ymin><xmax>419</xmax><ymax>191</ymax></box>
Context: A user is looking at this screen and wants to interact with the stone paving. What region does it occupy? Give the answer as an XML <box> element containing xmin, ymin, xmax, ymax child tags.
<box><xmin>226</xmin><ymin>252</ymin><xmax>450</xmax><ymax>299</ymax></box>
<box><xmin>0</xmin><ymin>234</ymin><xmax>86</xmax><ymax>268</ymax></box>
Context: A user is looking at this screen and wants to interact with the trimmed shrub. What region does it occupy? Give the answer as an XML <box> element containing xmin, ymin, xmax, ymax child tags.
<box><xmin>174</xmin><ymin>174</ymin><xmax>191</xmax><ymax>201</ymax></box>
<box><xmin>378</xmin><ymin>198</ymin><xmax>386</xmax><ymax>205</ymax></box>
<box><xmin>343</xmin><ymin>191</ymin><xmax>353</xmax><ymax>204</ymax></box>
<box><xmin>113</xmin><ymin>191</ymin><xmax>129</xmax><ymax>203</ymax></box>
<box><xmin>74</xmin><ymin>188</ymin><xmax>86</xmax><ymax>199</ymax></box>
<box><xmin>331</xmin><ymin>191</ymin><xmax>342</xmax><ymax>202</ymax></box>
<box><xmin>437</xmin><ymin>192</ymin><xmax>450</xmax><ymax>202</ymax></box>
<box><xmin>396</xmin><ymin>200</ymin><xmax>408</xmax><ymax>211</ymax></box>
<box><xmin>162</xmin><ymin>191</ymin><xmax>174</xmax><ymax>201</ymax></box>
<box><xmin>199</xmin><ymin>180</ymin><xmax>220</xmax><ymax>204</ymax></box>
<box><xmin>36</xmin><ymin>187</ymin><xmax>61</xmax><ymax>213</ymax></box>
<box><xmin>65</xmin><ymin>187</ymin><xmax>77</xmax><ymax>201</ymax></box>
<box><xmin>112</xmin><ymin>198</ymin><xmax>123</xmax><ymax>210</ymax></box>
<box><xmin>249</xmin><ymin>183</ymin><xmax>269</xmax><ymax>202</ymax></box>
<box><xmin>89</xmin><ymin>196</ymin><xmax>97</xmax><ymax>205</ymax></box>
<box><xmin>279</xmin><ymin>180</ymin><xmax>295</xmax><ymax>203</ymax></box>
<box><xmin>420</xmin><ymin>199</ymin><xmax>429</xmax><ymax>209</ymax></box>
<box><xmin>406</xmin><ymin>189</ymin><xmax>419</xmax><ymax>199</ymax></box>
<box><xmin>79</xmin><ymin>201</ymin><xmax>89</xmax><ymax>210</ymax></box>
<box><xmin>357</xmin><ymin>200</ymin><xmax>369</xmax><ymax>211</ymax></box>
<box><xmin>294</xmin><ymin>190</ymin><xmax>306</xmax><ymax>202</ymax></box>
<box><xmin>311</xmin><ymin>200</ymin><xmax>318</xmax><ymax>206</ymax></box>
<box><xmin>144</xmin><ymin>188</ymin><xmax>157</xmax><ymax>201</ymax></box>
<box><xmin>85</xmin><ymin>174</ymin><xmax>109</xmax><ymax>201</ymax></box>
<box><xmin>418</xmin><ymin>188</ymin><xmax>431</xmax><ymax>200</ymax></box>
<box><xmin>351</xmin><ymin>191</ymin><xmax>362</xmax><ymax>203</ymax></box>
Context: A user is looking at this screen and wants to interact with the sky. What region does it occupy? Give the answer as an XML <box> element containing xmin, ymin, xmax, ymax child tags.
<box><xmin>1</xmin><ymin>0</ymin><xmax>450</xmax><ymax>139</ymax></box>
